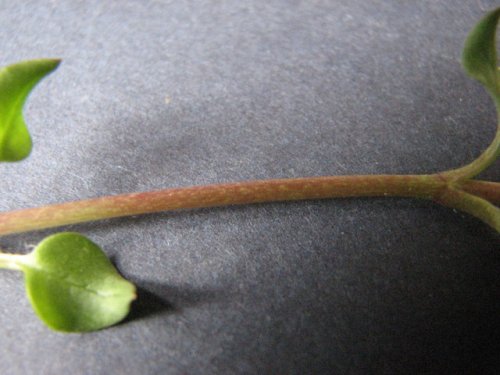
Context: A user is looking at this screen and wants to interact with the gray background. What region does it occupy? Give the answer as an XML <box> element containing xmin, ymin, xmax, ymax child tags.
<box><xmin>0</xmin><ymin>0</ymin><xmax>499</xmax><ymax>374</ymax></box>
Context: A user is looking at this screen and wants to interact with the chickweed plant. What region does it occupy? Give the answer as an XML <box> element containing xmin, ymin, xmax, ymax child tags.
<box><xmin>0</xmin><ymin>9</ymin><xmax>498</xmax><ymax>332</ymax></box>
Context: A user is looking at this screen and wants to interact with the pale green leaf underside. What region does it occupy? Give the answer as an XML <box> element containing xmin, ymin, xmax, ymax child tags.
<box><xmin>21</xmin><ymin>232</ymin><xmax>136</xmax><ymax>332</ymax></box>
<box><xmin>0</xmin><ymin>59</ymin><xmax>60</xmax><ymax>162</ymax></box>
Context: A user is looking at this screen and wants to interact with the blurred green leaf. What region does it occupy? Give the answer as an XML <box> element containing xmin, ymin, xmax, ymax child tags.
<box><xmin>21</xmin><ymin>232</ymin><xmax>136</xmax><ymax>332</ymax></box>
<box><xmin>0</xmin><ymin>59</ymin><xmax>60</xmax><ymax>161</ymax></box>
<box><xmin>462</xmin><ymin>8</ymin><xmax>500</xmax><ymax>100</ymax></box>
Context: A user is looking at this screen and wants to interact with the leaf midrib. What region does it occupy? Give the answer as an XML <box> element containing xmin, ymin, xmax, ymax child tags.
<box><xmin>23</xmin><ymin>263</ymin><xmax>130</xmax><ymax>299</ymax></box>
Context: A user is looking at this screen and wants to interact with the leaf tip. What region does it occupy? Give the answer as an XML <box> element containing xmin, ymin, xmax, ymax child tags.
<box><xmin>0</xmin><ymin>58</ymin><xmax>62</xmax><ymax>162</ymax></box>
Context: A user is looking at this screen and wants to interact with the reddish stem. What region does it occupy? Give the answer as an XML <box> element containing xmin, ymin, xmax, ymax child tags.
<box><xmin>0</xmin><ymin>174</ymin><xmax>497</xmax><ymax>236</ymax></box>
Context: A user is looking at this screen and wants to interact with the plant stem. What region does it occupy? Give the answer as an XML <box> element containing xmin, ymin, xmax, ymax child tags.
<box><xmin>442</xmin><ymin>120</ymin><xmax>500</xmax><ymax>180</ymax></box>
<box><xmin>434</xmin><ymin>187</ymin><xmax>500</xmax><ymax>231</ymax></box>
<box><xmin>0</xmin><ymin>173</ymin><xmax>497</xmax><ymax>236</ymax></box>
<box><xmin>460</xmin><ymin>180</ymin><xmax>500</xmax><ymax>202</ymax></box>
<box><xmin>0</xmin><ymin>251</ymin><xmax>25</xmax><ymax>270</ymax></box>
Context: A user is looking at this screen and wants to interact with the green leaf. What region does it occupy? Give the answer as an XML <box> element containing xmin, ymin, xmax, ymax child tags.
<box><xmin>462</xmin><ymin>8</ymin><xmax>500</xmax><ymax>100</ymax></box>
<box><xmin>0</xmin><ymin>59</ymin><xmax>60</xmax><ymax>162</ymax></box>
<box><xmin>20</xmin><ymin>232</ymin><xmax>136</xmax><ymax>332</ymax></box>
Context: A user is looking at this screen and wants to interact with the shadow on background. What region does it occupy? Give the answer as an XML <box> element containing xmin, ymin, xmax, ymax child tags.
<box><xmin>123</xmin><ymin>280</ymin><xmax>225</xmax><ymax>324</ymax></box>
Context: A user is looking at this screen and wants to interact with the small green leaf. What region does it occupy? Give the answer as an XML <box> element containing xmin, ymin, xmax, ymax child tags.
<box><xmin>20</xmin><ymin>232</ymin><xmax>136</xmax><ymax>332</ymax></box>
<box><xmin>462</xmin><ymin>8</ymin><xmax>500</xmax><ymax>99</ymax></box>
<box><xmin>0</xmin><ymin>59</ymin><xmax>60</xmax><ymax>162</ymax></box>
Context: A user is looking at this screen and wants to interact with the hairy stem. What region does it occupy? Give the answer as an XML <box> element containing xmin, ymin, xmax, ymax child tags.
<box><xmin>0</xmin><ymin>174</ymin><xmax>439</xmax><ymax>235</ymax></box>
<box><xmin>0</xmin><ymin>173</ymin><xmax>497</xmax><ymax>236</ymax></box>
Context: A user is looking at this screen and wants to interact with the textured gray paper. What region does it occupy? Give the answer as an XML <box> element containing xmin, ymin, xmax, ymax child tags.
<box><xmin>0</xmin><ymin>1</ymin><xmax>498</xmax><ymax>374</ymax></box>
